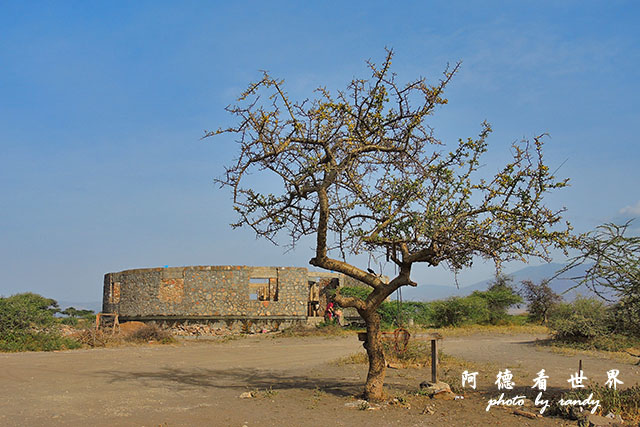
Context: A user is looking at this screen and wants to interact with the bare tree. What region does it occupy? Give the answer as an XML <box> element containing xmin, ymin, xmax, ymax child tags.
<box><xmin>520</xmin><ymin>279</ymin><xmax>561</xmax><ymax>324</ymax></box>
<box><xmin>558</xmin><ymin>220</ymin><xmax>639</xmax><ymax>301</ymax></box>
<box><xmin>207</xmin><ymin>50</ymin><xmax>571</xmax><ymax>401</ymax></box>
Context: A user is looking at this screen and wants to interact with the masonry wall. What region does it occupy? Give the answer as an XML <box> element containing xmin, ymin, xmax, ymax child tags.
<box><xmin>103</xmin><ymin>265</ymin><xmax>308</xmax><ymax>321</ymax></box>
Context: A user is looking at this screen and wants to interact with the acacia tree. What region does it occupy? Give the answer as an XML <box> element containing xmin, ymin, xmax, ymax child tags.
<box><xmin>475</xmin><ymin>273</ymin><xmax>523</xmax><ymax>324</ymax></box>
<box><xmin>520</xmin><ymin>279</ymin><xmax>562</xmax><ymax>324</ymax></box>
<box><xmin>207</xmin><ymin>50</ymin><xmax>571</xmax><ymax>401</ymax></box>
<box><xmin>559</xmin><ymin>221</ymin><xmax>639</xmax><ymax>301</ymax></box>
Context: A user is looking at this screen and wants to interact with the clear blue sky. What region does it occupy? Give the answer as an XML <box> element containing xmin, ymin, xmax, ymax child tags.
<box><xmin>1</xmin><ymin>1</ymin><xmax>638</xmax><ymax>304</ymax></box>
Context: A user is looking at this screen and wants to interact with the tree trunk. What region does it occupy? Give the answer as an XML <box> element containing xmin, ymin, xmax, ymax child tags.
<box><xmin>362</xmin><ymin>310</ymin><xmax>386</xmax><ymax>401</ymax></box>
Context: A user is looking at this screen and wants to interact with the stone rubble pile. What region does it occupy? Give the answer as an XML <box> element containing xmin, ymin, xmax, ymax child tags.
<box><xmin>170</xmin><ymin>324</ymin><xmax>234</xmax><ymax>336</ymax></box>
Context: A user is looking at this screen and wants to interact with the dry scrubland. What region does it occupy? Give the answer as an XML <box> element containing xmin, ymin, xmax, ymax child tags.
<box><xmin>1</xmin><ymin>327</ymin><xmax>639</xmax><ymax>426</ymax></box>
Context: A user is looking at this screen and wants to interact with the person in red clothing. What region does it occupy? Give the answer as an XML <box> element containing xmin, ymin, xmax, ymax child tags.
<box><xmin>324</xmin><ymin>302</ymin><xmax>335</xmax><ymax>322</ymax></box>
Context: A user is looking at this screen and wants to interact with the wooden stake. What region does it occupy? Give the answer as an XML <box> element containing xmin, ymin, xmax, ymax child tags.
<box><xmin>431</xmin><ymin>338</ymin><xmax>438</xmax><ymax>383</ymax></box>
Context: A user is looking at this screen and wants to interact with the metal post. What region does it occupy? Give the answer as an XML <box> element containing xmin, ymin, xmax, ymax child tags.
<box><xmin>431</xmin><ymin>339</ymin><xmax>438</xmax><ymax>383</ymax></box>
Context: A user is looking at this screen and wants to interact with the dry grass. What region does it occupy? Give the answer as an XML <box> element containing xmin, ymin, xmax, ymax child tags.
<box><xmin>334</xmin><ymin>350</ymin><xmax>369</xmax><ymax>366</ymax></box>
<box><xmin>417</xmin><ymin>323</ymin><xmax>550</xmax><ymax>337</ymax></box>
<box><xmin>550</xmin><ymin>385</ymin><xmax>640</xmax><ymax>423</ymax></box>
<box><xmin>333</xmin><ymin>340</ymin><xmax>495</xmax><ymax>394</ymax></box>
<box><xmin>276</xmin><ymin>323</ymin><xmax>353</xmax><ymax>338</ymax></box>
<box><xmin>542</xmin><ymin>341</ymin><xmax>640</xmax><ymax>364</ymax></box>
<box><xmin>73</xmin><ymin>325</ymin><xmax>176</xmax><ymax>348</ymax></box>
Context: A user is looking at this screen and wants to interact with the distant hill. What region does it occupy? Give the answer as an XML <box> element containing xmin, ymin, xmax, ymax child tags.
<box><xmin>401</xmin><ymin>263</ymin><xmax>604</xmax><ymax>302</ymax></box>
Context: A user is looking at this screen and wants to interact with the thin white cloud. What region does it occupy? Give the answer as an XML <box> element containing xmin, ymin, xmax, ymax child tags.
<box><xmin>620</xmin><ymin>201</ymin><xmax>640</xmax><ymax>216</ymax></box>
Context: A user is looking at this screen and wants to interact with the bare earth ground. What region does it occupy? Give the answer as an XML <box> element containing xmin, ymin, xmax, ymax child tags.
<box><xmin>440</xmin><ymin>333</ymin><xmax>640</xmax><ymax>390</ymax></box>
<box><xmin>1</xmin><ymin>332</ymin><xmax>638</xmax><ymax>426</ymax></box>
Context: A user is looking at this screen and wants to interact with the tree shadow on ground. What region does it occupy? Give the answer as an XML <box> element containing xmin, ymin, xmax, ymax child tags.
<box><xmin>96</xmin><ymin>367</ymin><xmax>361</xmax><ymax>397</ymax></box>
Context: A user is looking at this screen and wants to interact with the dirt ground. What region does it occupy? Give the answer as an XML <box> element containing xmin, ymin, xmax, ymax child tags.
<box><xmin>440</xmin><ymin>332</ymin><xmax>640</xmax><ymax>389</ymax></box>
<box><xmin>1</xmin><ymin>332</ymin><xmax>638</xmax><ymax>426</ymax></box>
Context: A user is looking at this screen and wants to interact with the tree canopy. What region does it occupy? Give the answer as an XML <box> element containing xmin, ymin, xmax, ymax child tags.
<box><xmin>209</xmin><ymin>49</ymin><xmax>571</xmax><ymax>400</ymax></box>
<box><xmin>559</xmin><ymin>220</ymin><xmax>639</xmax><ymax>301</ymax></box>
<box><xmin>521</xmin><ymin>279</ymin><xmax>562</xmax><ymax>324</ymax></box>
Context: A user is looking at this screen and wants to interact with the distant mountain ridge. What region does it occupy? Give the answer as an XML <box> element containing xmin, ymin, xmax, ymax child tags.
<box><xmin>401</xmin><ymin>262</ymin><xmax>599</xmax><ymax>302</ymax></box>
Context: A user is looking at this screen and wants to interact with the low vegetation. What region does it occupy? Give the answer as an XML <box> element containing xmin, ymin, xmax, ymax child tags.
<box><xmin>125</xmin><ymin>324</ymin><xmax>174</xmax><ymax>344</ymax></box>
<box><xmin>337</xmin><ymin>274</ymin><xmax>524</xmax><ymax>330</ymax></box>
<box><xmin>0</xmin><ymin>292</ymin><xmax>176</xmax><ymax>352</ymax></box>
<box><xmin>0</xmin><ymin>293</ymin><xmax>81</xmax><ymax>352</ymax></box>
<box><xmin>335</xmin><ymin>269</ymin><xmax>640</xmax><ymax>355</ymax></box>
<box><xmin>549</xmin><ymin>385</ymin><xmax>640</xmax><ymax>423</ymax></box>
<box><xmin>547</xmin><ymin>296</ymin><xmax>640</xmax><ymax>352</ymax></box>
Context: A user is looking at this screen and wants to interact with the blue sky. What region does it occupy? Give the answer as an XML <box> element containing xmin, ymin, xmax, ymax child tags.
<box><xmin>1</xmin><ymin>1</ymin><xmax>638</xmax><ymax>304</ymax></box>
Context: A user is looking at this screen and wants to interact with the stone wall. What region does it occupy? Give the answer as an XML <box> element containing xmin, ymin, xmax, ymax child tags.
<box><xmin>102</xmin><ymin>265</ymin><xmax>381</xmax><ymax>331</ymax></box>
<box><xmin>103</xmin><ymin>266</ymin><xmax>308</xmax><ymax>322</ymax></box>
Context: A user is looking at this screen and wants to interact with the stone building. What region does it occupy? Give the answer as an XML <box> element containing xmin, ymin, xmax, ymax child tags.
<box><xmin>102</xmin><ymin>265</ymin><xmax>367</xmax><ymax>332</ymax></box>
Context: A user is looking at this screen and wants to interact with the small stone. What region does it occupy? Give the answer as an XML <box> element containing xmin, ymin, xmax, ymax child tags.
<box><xmin>604</xmin><ymin>412</ymin><xmax>624</xmax><ymax>423</ymax></box>
<box><xmin>522</xmin><ymin>398</ymin><xmax>535</xmax><ymax>408</ymax></box>
<box><xmin>419</xmin><ymin>381</ymin><xmax>455</xmax><ymax>400</ymax></box>
<box><xmin>421</xmin><ymin>406</ymin><xmax>435</xmax><ymax>415</ymax></box>
<box><xmin>344</xmin><ymin>399</ymin><xmax>369</xmax><ymax>408</ymax></box>
<box><xmin>433</xmin><ymin>390</ymin><xmax>455</xmax><ymax>400</ymax></box>
<box><xmin>585</xmin><ymin>413</ymin><xmax>624</xmax><ymax>427</ymax></box>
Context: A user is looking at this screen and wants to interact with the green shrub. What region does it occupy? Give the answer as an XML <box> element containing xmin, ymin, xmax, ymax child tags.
<box><xmin>548</xmin><ymin>296</ymin><xmax>640</xmax><ymax>351</ymax></box>
<box><xmin>0</xmin><ymin>293</ymin><xmax>82</xmax><ymax>352</ymax></box>
<box><xmin>610</xmin><ymin>295</ymin><xmax>640</xmax><ymax>338</ymax></box>
<box><xmin>472</xmin><ymin>274</ymin><xmax>523</xmax><ymax>324</ymax></box>
<box><xmin>337</xmin><ymin>286</ymin><xmax>436</xmax><ymax>328</ymax></box>
<box><xmin>60</xmin><ymin>307</ymin><xmax>95</xmax><ymax>322</ymax></box>
<box><xmin>431</xmin><ymin>295</ymin><xmax>490</xmax><ymax>327</ymax></box>
<box><xmin>401</xmin><ymin>301</ymin><xmax>434</xmax><ymax>326</ymax></box>
<box><xmin>60</xmin><ymin>317</ymin><xmax>79</xmax><ymax>326</ymax></box>
<box><xmin>338</xmin><ymin>286</ymin><xmax>371</xmax><ymax>300</ymax></box>
<box><xmin>549</xmin><ymin>296</ymin><xmax>610</xmax><ymax>343</ymax></box>
<box><xmin>0</xmin><ymin>293</ymin><xmax>59</xmax><ymax>333</ymax></box>
<box><xmin>0</xmin><ymin>332</ymin><xmax>81</xmax><ymax>352</ymax></box>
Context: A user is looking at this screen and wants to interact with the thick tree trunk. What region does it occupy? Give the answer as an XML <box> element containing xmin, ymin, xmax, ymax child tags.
<box><xmin>362</xmin><ymin>310</ymin><xmax>386</xmax><ymax>401</ymax></box>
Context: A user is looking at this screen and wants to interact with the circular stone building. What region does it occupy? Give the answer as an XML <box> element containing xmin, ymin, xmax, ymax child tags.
<box><xmin>102</xmin><ymin>265</ymin><xmax>363</xmax><ymax>331</ymax></box>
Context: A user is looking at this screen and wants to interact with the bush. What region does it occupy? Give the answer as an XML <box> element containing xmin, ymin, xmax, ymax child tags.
<box><xmin>338</xmin><ymin>286</ymin><xmax>437</xmax><ymax>328</ymax></box>
<box><xmin>547</xmin><ymin>296</ymin><xmax>640</xmax><ymax>351</ymax></box>
<box><xmin>472</xmin><ymin>274</ymin><xmax>523</xmax><ymax>324</ymax></box>
<box><xmin>336</xmin><ymin>286</ymin><xmax>409</xmax><ymax>328</ymax></box>
<box><xmin>610</xmin><ymin>295</ymin><xmax>640</xmax><ymax>337</ymax></box>
<box><xmin>0</xmin><ymin>293</ymin><xmax>81</xmax><ymax>352</ymax></box>
<box><xmin>60</xmin><ymin>307</ymin><xmax>95</xmax><ymax>322</ymax></box>
<box><xmin>338</xmin><ymin>286</ymin><xmax>371</xmax><ymax>300</ymax></box>
<box><xmin>60</xmin><ymin>317</ymin><xmax>79</xmax><ymax>326</ymax></box>
<box><xmin>401</xmin><ymin>301</ymin><xmax>434</xmax><ymax>326</ymax></box>
<box><xmin>549</xmin><ymin>296</ymin><xmax>610</xmax><ymax>343</ymax></box>
<box><xmin>125</xmin><ymin>324</ymin><xmax>173</xmax><ymax>343</ymax></box>
<box><xmin>0</xmin><ymin>293</ymin><xmax>59</xmax><ymax>333</ymax></box>
<box><xmin>0</xmin><ymin>332</ymin><xmax>81</xmax><ymax>352</ymax></box>
<box><xmin>431</xmin><ymin>295</ymin><xmax>489</xmax><ymax>327</ymax></box>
